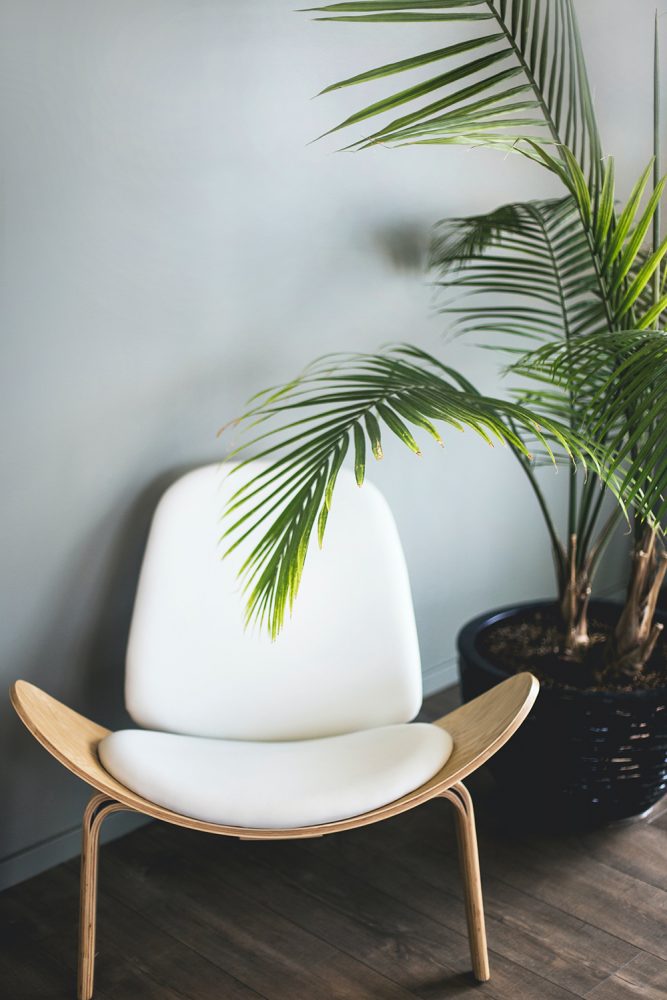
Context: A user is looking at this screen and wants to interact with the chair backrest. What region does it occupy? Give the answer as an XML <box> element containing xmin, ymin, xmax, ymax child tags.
<box><xmin>125</xmin><ymin>463</ymin><xmax>422</xmax><ymax>741</ymax></box>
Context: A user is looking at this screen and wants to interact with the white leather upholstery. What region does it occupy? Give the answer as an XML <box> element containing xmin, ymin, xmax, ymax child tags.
<box><xmin>99</xmin><ymin>723</ymin><xmax>453</xmax><ymax>828</ymax></box>
<box><xmin>100</xmin><ymin>463</ymin><xmax>453</xmax><ymax>829</ymax></box>
<box><xmin>125</xmin><ymin>463</ymin><xmax>423</xmax><ymax>740</ymax></box>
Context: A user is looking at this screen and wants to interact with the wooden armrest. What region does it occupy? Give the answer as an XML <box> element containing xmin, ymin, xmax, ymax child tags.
<box><xmin>10</xmin><ymin>672</ymin><xmax>538</xmax><ymax>840</ymax></box>
<box><xmin>431</xmin><ymin>671</ymin><xmax>539</xmax><ymax>785</ymax></box>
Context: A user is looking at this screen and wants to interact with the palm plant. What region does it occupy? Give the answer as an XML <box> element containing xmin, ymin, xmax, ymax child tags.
<box><xmin>224</xmin><ymin>1</ymin><xmax>667</xmax><ymax>682</ymax></box>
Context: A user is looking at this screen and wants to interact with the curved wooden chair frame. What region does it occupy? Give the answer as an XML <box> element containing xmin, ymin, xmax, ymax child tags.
<box><xmin>11</xmin><ymin>672</ymin><xmax>539</xmax><ymax>999</ymax></box>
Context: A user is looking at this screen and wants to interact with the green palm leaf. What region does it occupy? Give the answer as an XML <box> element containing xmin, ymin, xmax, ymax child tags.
<box><xmin>305</xmin><ymin>1</ymin><xmax>602</xmax><ymax>178</ymax></box>
<box><xmin>222</xmin><ymin>346</ymin><xmax>598</xmax><ymax>637</ymax></box>
<box><xmin>431</xmin><ymin>196</ymin><xmax>605</xmax><ymax>419</ymax></box>
<box><xmin>513</xmin><ymin>330</ymin><xmax>667</xmax><ymax>523</ymax></box>
<box><xmin>306</xmin><ymin>3</ymin><xmax>665</xmax><ymax>337</ymax></box>
<box><xmin>523</xmin><ymin>146</ymin><xmax>667</xmax><ymax>330</ymax></box>
<box><xmin>218</xmin><ymin>7</ymin><xmax>665</xmax><ymax>641</ymax></box>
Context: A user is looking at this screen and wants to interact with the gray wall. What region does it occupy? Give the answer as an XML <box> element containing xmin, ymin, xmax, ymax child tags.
<box><xmin>0</xmin><ymin>0</ymin><xmax>658</xmax><ymax>887</ymax></box>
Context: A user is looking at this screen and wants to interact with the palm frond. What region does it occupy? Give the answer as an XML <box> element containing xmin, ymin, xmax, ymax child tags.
<box><xmin>513</xmin><ymin>330</ymin><xmax>667</xmax><ymax>523</ymax></box>
<box><xmin>525</xmin><ymin>149</ymin><xmax>667</xmax><ymax>332</ymax></box>
<box><xmin>432</xmin><ymin>196</ymin><xmax>600</xmax><ymax>340</ymax></box>
<box><xmin>306</xmin><ymin>1</ymin><xmax>601</xmax><ymax>178</ymax></box>
<box><xmin>222</xmin><ymin>345</ymin><xmax>597</xmax><ymax>637</ymax></box>
<box><xmin>430</xmin><ymin>196</ymin><xmax>608</xmax><ymax>428</ymax></box>
<box><xmin>305</xmin><ymin>3</ymin><xmax>660</xmax><ymax>328</ymax></box>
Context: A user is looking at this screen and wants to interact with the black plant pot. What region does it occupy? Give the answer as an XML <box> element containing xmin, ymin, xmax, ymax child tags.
<box><xmin>458</xmin><ymin>600</ymin><xmax>667</xmax><ymax>826</ymax></box>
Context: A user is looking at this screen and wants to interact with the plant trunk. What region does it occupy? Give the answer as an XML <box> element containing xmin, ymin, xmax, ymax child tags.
<box><xmin>559</xmin><ymin>533</ymin><xmax>592</xmax><ymax>657</ymax></box>
<box><xmin>605</xmin><ymin>526</ymin><xmax>667</xmax><ymax>679</ymax></box>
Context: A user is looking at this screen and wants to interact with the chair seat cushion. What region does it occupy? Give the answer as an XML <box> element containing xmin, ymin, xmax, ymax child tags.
<box><xmin>98</xmin><ymin>723</ymin><xmax>453</xmax><ymax>829</ymax></box>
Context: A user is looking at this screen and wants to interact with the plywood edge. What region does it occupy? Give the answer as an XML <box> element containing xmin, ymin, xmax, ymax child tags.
<box><xmin>9</xmin><ymin>673</ymin><xmax>538</xmax><ymax>841</ymax></box>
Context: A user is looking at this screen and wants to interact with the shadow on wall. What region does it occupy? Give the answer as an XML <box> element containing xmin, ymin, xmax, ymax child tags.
<box><xmin>77</xmin><ymin>465</ymin><xmax>203</xmax><ymax>723</ymax></box>
<box><xmin>372</xmin><ymin>220</ymin><xmax>430</xmax><ymax>274</ymax></box>
<box><xmin>1</xmin><ymin>461</ymin><xmax>217</xmax><ymax>866</ymax></box>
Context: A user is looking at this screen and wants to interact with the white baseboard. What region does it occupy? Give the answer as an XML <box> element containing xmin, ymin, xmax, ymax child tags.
<box><xmin>422</xmin><ymin>657</ymin><xmax>458</xmax><ymax>696</ymax></box>
<box><xmin>0</xmin><ymin>812</ymin><xmax>149</xmax><ymax>893</ymax></box>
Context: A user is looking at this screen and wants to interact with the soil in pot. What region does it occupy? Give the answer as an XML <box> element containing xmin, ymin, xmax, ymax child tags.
<box><xmin>477</xmin><ymin>604</ymin><xmax>667</xmax><ymax>693</ymax></box>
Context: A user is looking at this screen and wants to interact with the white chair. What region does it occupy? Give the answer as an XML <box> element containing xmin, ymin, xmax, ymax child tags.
<box><xmin>11</xmin><ymin>463</ymin><xmax>538</xmax><ymax>999</ymax></box>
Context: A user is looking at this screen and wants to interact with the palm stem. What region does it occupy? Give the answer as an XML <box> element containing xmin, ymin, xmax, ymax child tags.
<box><xmin>578</xmin><ymin>473</ymin><xmax>607</xmax><ymax>562</ymax></box>
<box><xmin>524</xmin><ymin>201</ymin><xmax>580</xmax><ymax>542</ymax></box>
<box><xmin>587</xmin><ymin>505</ymin><xmax>624</xmax><ymax>579</ymax></box>
<box><xmin>654</xmin><ymin>9</ymin><xmax>661</xmax><ymax>316</ymax></box>
<box><xmin>510</xmin><ymin>442</ymin><xmax>566</xmax><ymax>585</ymax></box>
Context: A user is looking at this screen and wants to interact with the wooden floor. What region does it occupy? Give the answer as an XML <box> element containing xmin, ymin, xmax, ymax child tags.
<box><xmin>2</xmin><ymin>685</ymin><xmax>666</xmax><ymax>1000</ymax></box>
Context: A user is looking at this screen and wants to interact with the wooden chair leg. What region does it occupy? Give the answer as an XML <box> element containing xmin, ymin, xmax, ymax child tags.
<box><xmin>78</xmin><ymin>793</ymin><xmax>128</xmax><ymax>1000</ymax></box>
<box><xmin>441</xmin><ymin>781</ymin><xmax>490</xmax><ymax>982</ymax></box>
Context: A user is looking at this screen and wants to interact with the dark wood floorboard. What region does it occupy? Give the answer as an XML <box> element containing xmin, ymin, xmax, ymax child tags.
<box><xmin>1</xmin><ymin>684</ymin><xmax>666</xmax><ymax>999</ymax></box>
<box><xmin>585</xmin><ymin>953</ymin><xmax>667</xmax><ymax>999</ymax></box>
